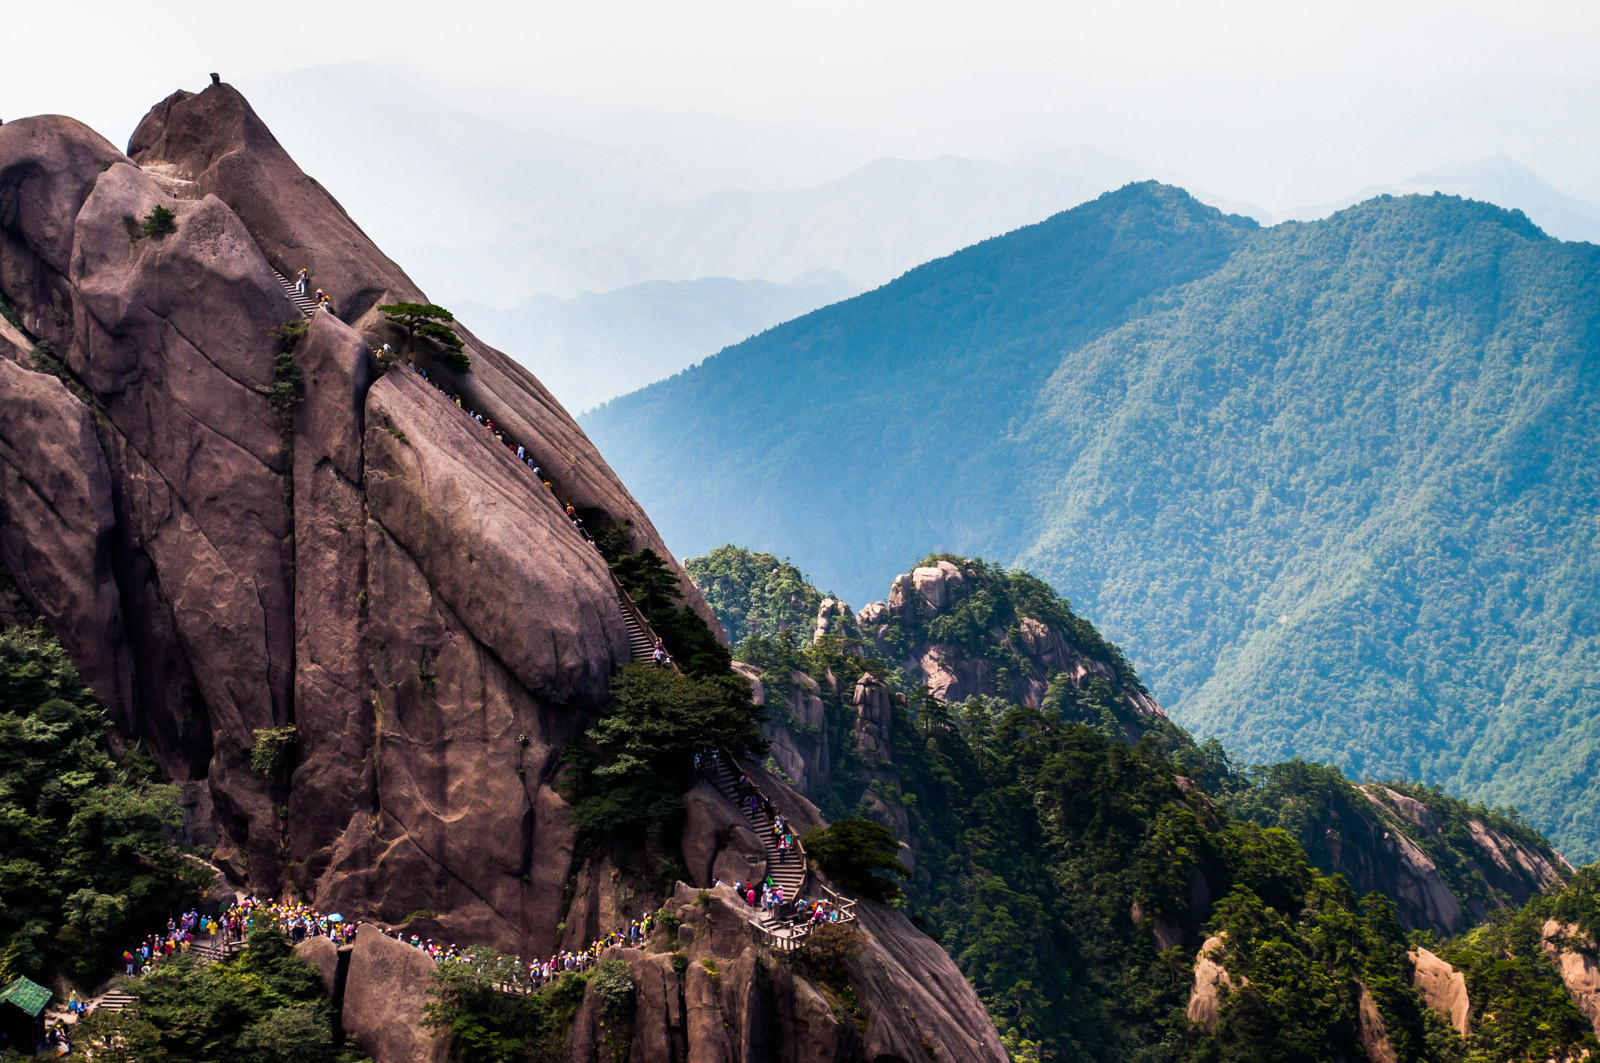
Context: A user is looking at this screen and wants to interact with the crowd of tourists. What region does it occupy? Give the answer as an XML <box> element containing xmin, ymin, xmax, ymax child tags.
<box><xmin>386</xmin><ymin>909</ymin><xmax>662</xmax><ymax>989</ymax></box>
<box><xmin>724</xmin><ymin>767</ymin><xmax>798</xmax><ymax>856</ymax></box>
<box><xmin>117</xmin><ymin>898</ymin><xmax>355</xmax><ymax>977</ymax></box>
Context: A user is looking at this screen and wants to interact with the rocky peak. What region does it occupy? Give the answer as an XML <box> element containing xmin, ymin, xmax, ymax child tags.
<box><xmin>858</xmin><ymin>556</ymin><xmax>1163</xmax><ymax>725</ymax></box>
<box><xmin>0</xmin><ymin>83</ymin><xmax>704</xmax><ymax>950</ymax></box>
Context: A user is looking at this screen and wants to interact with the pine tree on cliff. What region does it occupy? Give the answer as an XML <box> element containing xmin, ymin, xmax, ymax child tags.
<box><xmin>379</xmin><ymin>302</ymin><xmax>470</xmax><ymax>372</ymax></box>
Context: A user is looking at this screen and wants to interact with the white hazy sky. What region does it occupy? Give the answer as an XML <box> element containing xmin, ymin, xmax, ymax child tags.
<box><xmin>6</xmin><ymin>0</ymin><xmax>1600</xmax><ymax>207</ymax></box>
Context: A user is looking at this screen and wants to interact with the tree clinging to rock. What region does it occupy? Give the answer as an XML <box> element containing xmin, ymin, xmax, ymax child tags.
<box><xmin>379</xmin><ymin>302</ymin><xmax>469</xmax><ymax>372</ymax></box>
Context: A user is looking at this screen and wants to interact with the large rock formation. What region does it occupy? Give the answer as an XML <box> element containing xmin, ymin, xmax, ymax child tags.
<box><xmin>340</xmin><ymin>927</ymin><xmax>449</xmax><ymax>1063</ymax></box>
<box><xmin>0</xmin><ymin>93</ymin><xmax>653</xmax><ymax>945</ymax></box>
<box><xmin>1541</xmin><ymin>921</ymin><xmax>1600</xmax><ymax>1040</ymax></box>
<box><xmin>1185</xmin><ymin>936</ymin><xmax>1242</xmax><ymax>1032</ymax></box>
<box><xmin>741</xmin><ymin>559</ymin><xmax>1167</xmax><ymax>814</ymax></box>
<box><xmin>0</xmin><ymin>82</ymin><xmax>1004</xmax><ymax>1062</ymax></box>
<box><xmin>555</xmin><ymin>883</ymin><xmax>1007</xmax><ymax>1063</ymax></box>
<box><xmin>1408</xmin><ymin>947</ymin><xmax>1471</xmax><ymax>1036</ymax></box>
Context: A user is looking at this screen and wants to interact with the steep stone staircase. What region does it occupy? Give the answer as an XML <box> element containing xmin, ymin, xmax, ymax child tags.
<box><xmin>616</xmin><ymin>590</ymin><xmax>657</xmax><ymax>663</ymax></box>
<box><xmin>706</xmin><ymin>755</ymin><xmax>806</xmax><ymax>902</ymax></box>
<box><xmin>274</xmin><ymin>269</ymin><xmax>319</xmax><ymax>318</ymax></box>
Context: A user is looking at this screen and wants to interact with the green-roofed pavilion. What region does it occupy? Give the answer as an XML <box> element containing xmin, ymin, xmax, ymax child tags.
<box><xmin>0</xmin><ymin>977</ymin><xmax>48</xmax><ymax>1018</ymax></box>
<box><xmin>0</xmin><ymin>976</ymin><xmax>49</xmax><ymax>1052</ymax></box>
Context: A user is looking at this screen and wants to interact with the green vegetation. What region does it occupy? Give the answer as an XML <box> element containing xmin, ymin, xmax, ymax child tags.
<box><xmin>565</xmin><ymin>664</ymin><xmax>763</xmax><ymax>835</ymax></box>
<box><xmin>801</xmin><ymin>819</ymin><xmax>908</xmax><ymax>903</ymax></box>
<box><xmin>903</xmin><ymin>554</ymin><xmax>1145</xmax><ymax>696</ymax></box>
<box><xmin>76</xmin><ymin>927</ymin><xmax>367</xmax><ymax>1063</ymax></box>
<box><xmin>685</xmin><ymin>546</ymin><xmax>822</xmax><ymax>644</ymax></box>
<box><xmin>264</xmin><ymin>320</ymin><xmax>305</xmax><ymax>425</ymax></box>
<box><xmin>378</xmin><ymin>302</ymin><xmax>469</xmax><ymax>372</ymax></box>
<box><xmin>250</xmin><ymin>724</ymin><xmax>298</xmax><ymax>777</ymax></box>
<box><xmin>140</xmin><ymin>205</ymin><xmax>177</xmax><ymax>239</ymax></box>
<box><xmin>585</xmin><ymin>184</ymin><xmax>1600</xmax><ymax>862</ymax></box>
<box><xmin>697</xmin><ymin>547</ymin><xmax>1598</xmax><ymax>1061</ymax></box>
<box><xmin>0</xmin><ymin>626</ymin><xmax>201</xmax><ymax>986</ymax></box>
<box><xmin>0</xmin><ymin>290</ymin><xmax>21</xmax><ymax>330</ymax></box>
<box><xmin>1424</xmin><ymin>867</ymin><xmax>1600</xmax><ymax>1062</ymax></box>
<box><xmin>422</xmin><ymin>947</ymin><xmax>588</xmax><ymax>1063</ymax></box>
<box><xmin>594</xmin><ymin>524</ymin><xmax>731</xmax><ymax>677</ymax></box>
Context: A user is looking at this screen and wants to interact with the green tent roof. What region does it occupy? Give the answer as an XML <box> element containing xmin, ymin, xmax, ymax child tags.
<box><xmin>0</xmin><ymin>976</ymin><xmax>49</xmax><ymax>1018</ymax></box>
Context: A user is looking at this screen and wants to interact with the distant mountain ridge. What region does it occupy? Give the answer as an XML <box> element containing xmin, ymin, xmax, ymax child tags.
<box><xmin>456</xmin><ymin>272</ymin><xmax>860</xmax><ymax>412</ymax></box>
<box><xmin>583</xmin><ymin>182</ymin><xmax>1600</xmax><ymax>862</ymax></box>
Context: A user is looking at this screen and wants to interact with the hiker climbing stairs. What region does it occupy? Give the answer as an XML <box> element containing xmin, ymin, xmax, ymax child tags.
<box><xmin>707</xmin><ymin>756</ymin><xmax>806</xmax><ymax>900</ymax></box>
<box><xmin>274</xmin><ymin>269</ymin><xmax>319</xmax><ymax>318</ymax></box>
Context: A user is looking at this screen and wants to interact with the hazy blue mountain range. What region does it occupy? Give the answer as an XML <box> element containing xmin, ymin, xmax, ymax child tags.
<box><xmin>232</xmin><ymin>64</ymin><xmax>1600</xmax><ymax>423</ymax></box>
<box><xmin>240</xmin><ymin>63</ymin><xmax>1108</xmax><ymax>306</ymax></box>
<box><xmin>583</xmin><ymin>183</ymin><xmax>1600</xmax><ymax>861</ymax></box>
<box><xmin>1285</xmin><ymin>154</ymin><xmax>1600</xmax><ymax>244</ymax></box>
<box><xmin>456</xmin><ymin>272</ymin><xmax>859</xmax><ymax>412</ymax></box>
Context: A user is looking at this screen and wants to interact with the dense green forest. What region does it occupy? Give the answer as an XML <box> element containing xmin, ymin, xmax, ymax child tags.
<box><xmin>585</xmin><ymin>185</ymin><xmax>1600</xmax><ymax>862</ymax></box>
<box><xmin>691</xmin><ymin>545</ymin><xmax>1599</xmax><ymax>1061</ymax></box>
<box><xmin>0</xmin><ymin>627</ymin><xmax>201</xmax><ymax>987</ymax></box>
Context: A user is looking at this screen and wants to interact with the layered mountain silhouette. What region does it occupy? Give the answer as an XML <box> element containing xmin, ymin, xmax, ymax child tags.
<box><xmin>583</xmin><ymin>183</ymin><xmax>1600</xmax><ymax>862</ymax></box>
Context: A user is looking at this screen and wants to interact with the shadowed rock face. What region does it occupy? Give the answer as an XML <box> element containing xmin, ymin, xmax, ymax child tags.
<box><xmin>0</xmin><ymin>86</ymin><xmax>701</xmax><ymax>953</ymax></box>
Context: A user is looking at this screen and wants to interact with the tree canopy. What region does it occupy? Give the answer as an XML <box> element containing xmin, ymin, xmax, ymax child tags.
<box><xmin>379</xmin><ymin>302</ymin><xmax>470</xmax><ymax>372</ymax></box>
<box><xmin>0</xmin><ymin>626</ymin><xmax>201</xmax><ymax>986</ymax></box>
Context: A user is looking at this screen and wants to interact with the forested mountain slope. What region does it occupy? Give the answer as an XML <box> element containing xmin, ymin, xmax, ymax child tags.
<box><xmin>688</xmin><ymin>546</ymin><xmax>1600</xmax><ymax>1061</ymax></box>
<box><xmin>584</xmin><ymin>185</ymin><xmax>1600</xmax><ymax>862</ymax></box>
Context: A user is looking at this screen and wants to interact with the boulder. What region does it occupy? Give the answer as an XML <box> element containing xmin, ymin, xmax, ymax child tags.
<box><xmin>293</xmin><ymin>935</ymin><xmax>341</xmax><ymax>1000</ymax></box>
<box><xmin>1186</xmin><ymin>936</ymin><xmax>1243</xmax><ymax>1032</ymax></box>
<box><xmin>1541</xmin><ymin>920</ymin><xmax>1600</xmax><ymax>1039</ymax></box>
<box><xmin>683</xmin><ymin>783</ymin><xmax>766</xmax><ymax>889</ymax></box>
<box><xmin>341</xmin><ymin>926</ymin><xmax>449</xmax><ymax>1063</ymax></box>
<box><xmin>1408</xmin><ymin>946</ymin><xmax>1470</xmax><ymax>1036</ymax></box>
<box><xmin>855</xmin><ymin>601</ymin><xmax>887</xmax><ymax>627</ymax></box>
<box><xmin>812</xmin><ymin>597</ymin><xmax>856</xmax><ymax>644</ymax></box>
<box><xmin>910</xmin><ymin>560</ymin><xmax>964</xmax><ymax>614</ymax></box>
<box><xmin>1355</xmin><ymin>981</ymin><xmax>1398</xmax><ymax>1063</ymax></box>
<box><xmin>886</xmin><ymin>573</ymin><xmax>916</xmax><ymax>618</ymax></box>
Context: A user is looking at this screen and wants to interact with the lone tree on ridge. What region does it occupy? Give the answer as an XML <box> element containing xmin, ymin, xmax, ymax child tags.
<box><xmin>378</xmin><ymin>302</ymin><xmax>470</xmax><ymax>372</ymax></box>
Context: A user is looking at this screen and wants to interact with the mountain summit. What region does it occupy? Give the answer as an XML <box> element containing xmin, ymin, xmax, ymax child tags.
<box><xmin>583</xmin><ymin>183</ymin><xmax>1600</xmax><ymax>863</ymax></box>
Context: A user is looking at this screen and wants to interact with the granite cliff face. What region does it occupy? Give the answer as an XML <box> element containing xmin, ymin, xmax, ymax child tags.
<box><xmin>0</xmin><ymin>90</ymin><xmax>673</xmax><ymax>951</ymax></box>
<box><xmin>0</xmin><ymin>90</ymin><xmax>629</xmax><ymax>937</ymax></box>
